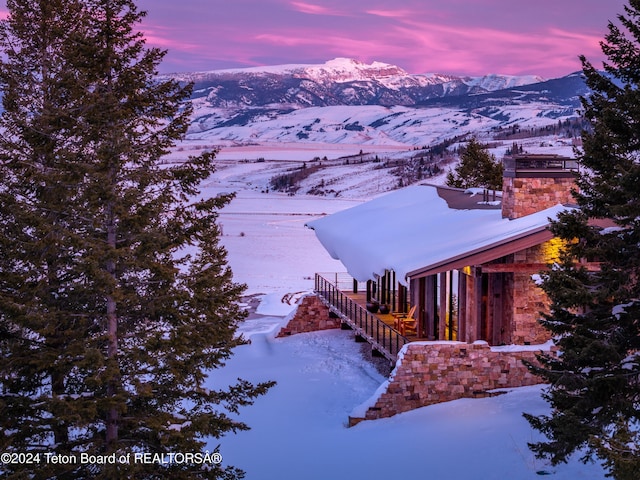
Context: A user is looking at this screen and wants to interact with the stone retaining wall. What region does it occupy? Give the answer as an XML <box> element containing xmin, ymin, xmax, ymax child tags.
<box><xmin>276</xmin><ymin>294</ymin><xmax>339</xmax><ymax>337</ymax></box>
<box><xmin>354</xmin><ymin>341</ymin><xmax>548</xmax><ymax>423</ymax></box>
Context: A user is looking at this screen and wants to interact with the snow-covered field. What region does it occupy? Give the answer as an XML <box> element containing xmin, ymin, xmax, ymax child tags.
<box><xmin>196</xmin><ymin>151</ymin><xmax>607</xmax><ymax>480</ymax></box>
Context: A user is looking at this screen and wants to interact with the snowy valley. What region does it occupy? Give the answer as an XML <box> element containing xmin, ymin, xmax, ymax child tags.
<box><xmin>173</xmin><ymin>58</ymin><xmax>586</xmax><ymax>152</ymax></box>
<box><xmin>162</xmin><ymin>58</ymin><xmax>587</xmax><ymax>200</ymax></box>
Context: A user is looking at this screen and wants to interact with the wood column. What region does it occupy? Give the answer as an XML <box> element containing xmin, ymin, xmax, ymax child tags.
<box><xmin>398</xmin><ymin>283</ymin><xmax>407</xmax><ymax>314</ymax></box>
<box><xmin>466</xmin><ymin>267</ymin><xmax>483</xmax><ymax>342</ymax></box>
<box><xmin>391</xmin><ymin>271</ymin><xmax>397</xmax><ymax>311</ymax></box>
<box><xmin>485</xmin><ymin>272</ymin><xmax>514</xmax><ymax>345</ymax></box>
<box><xmin>438</xmin><ymin>272</ymin><xmax>447</xmax><ymax>341</ymax></box>
<box><xmin>488</xmin><ymin>273</ymin><xmax>503</xmax><ymax>345</ymax></box>
<box><xmin>417</xmin><ymin>279</ymin><xmax>424</xmax><ymax>337</ymax></box>
<box><xmin>457</xmin><ymin>269</ymin><xmax>467</xmax><ymax>342</ymax></box>
<box><xmin>425</xmin><ymin>275</ymin><xmax>437</xmax><ymax>340</ymax></box>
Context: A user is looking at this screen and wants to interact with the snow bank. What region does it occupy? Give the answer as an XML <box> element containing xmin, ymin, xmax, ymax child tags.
<box><xmin>465</xmin><ymin>187</ymin><xmax>503</xmax><ymax>197</ymax></box>
<box><xmin>490</xmin><ymin>340</ymin><xmax>555</xmax><ymax>353</ymax></box>
<box><xmin>350</xmin><ymin>379</ymin><xmax>390</xmax><ymax>419</ymax></box>
<box><xmin>255</xmin><ymin>292</ymin><xmax>299</xmax><ymax>317</ymax></box>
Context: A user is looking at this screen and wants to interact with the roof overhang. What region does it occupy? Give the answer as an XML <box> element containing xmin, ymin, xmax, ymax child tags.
<box><xmin>406</xmin><ymin>226</ymin><xmax>553</xmax><ymax>279</ymax></box>
<box><xmin>307</xmin><ymin>185</ymin><xmax>569</xmax><ymax>285</ymax></box>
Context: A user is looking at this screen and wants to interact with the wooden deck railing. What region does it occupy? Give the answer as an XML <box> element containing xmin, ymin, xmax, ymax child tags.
<box><xmin>315</xmin><ymin>273</ymin><xmax>409</xmax><ymax>361</ymax></box>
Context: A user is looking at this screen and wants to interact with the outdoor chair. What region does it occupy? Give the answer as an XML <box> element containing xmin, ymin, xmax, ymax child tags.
<box><xmin>393</xmin><ymin>305</ymin><xmax>417</xmax><ymax>335</ymax></box>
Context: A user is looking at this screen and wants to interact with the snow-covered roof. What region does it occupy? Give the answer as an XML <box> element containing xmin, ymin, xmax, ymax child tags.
<box><xmin>306</xmin><ymin>185</ymin><xmax>568</xmax><ymax>284</ymax></box>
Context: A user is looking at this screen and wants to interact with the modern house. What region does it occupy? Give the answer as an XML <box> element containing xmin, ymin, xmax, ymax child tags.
<box><xmin>307</xmin><ymin>154</ymin><xmax>579</xmax><ymax>349</ymax></box>
<box><xmin>296</xmin><ymin>154</ymin><xmax>587</xmax><ymax>421</ymax></box>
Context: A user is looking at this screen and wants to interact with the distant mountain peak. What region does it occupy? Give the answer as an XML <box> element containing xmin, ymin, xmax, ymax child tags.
<box><xmin>297</xmin><ymin>58</ymin><xmax>409</xmax><ymax>84</ymax></box>
<box><xmin>463</xmin><ymin>73</ymin><xmax>547</xmax><ymax>92</ymax></box>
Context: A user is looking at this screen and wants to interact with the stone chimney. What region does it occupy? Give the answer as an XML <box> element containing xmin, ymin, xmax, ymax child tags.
<box><xmin>501</xmin><ymin>154</ymin><xmax>578</xmax><ymax>219</ymax></box>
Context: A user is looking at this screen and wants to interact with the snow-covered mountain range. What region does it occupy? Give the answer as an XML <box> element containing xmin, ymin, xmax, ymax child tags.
<box><xmin>163</xmin><ymin>58</ymin><xmax>547</xmax><ymax>108</ymax></box>
<box><xmin>161</xmin><ymin>58</ymin><xmax>589</xmax><ymax>151</ymax></box>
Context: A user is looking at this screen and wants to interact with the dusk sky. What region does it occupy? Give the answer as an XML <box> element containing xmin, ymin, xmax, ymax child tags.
<box><xmin>0</xmin><ymin>1</ymin><xmax>631</xmax><ymax>77</ymax></box>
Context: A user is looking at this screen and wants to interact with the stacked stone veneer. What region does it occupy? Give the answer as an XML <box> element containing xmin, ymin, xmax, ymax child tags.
<box><xmin>511</xmin><ymin>240</ymin><xmax>561</xmax><ymax>345</ymax></box>
<box><xmin>502</xmin><ymin>176</ymin><xmax>575</xmax><ymax>219</ymax></box>
<box><xmin>356</xmin><ymin>342</ymin><xmax>547</xmax><ymax>422</ymax></box>
<box><xmin>276</xmin><ymin>294</ymin><xmax>340</xmax><ymax>337</ymax></box>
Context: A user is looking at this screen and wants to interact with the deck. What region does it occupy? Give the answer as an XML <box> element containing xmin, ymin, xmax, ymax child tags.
<box><xmin>315</xmin><ymin>273</ymin><xmax>416</xmax><ymax>361</ymax></box>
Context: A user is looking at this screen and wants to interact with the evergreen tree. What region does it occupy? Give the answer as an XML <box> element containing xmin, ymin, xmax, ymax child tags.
<box><xmin>445</xmin><ymin>137</ymin><xmax>503</xmax><ymax>191</ymax></box>
<box><xmin>524</xmin><ymin>2</ymin><xmax>640</xmax><ymax>478</ymax></box>
<box><xmin>0</xmin><ymin>1</ymin><xmax>273</xmax><ymax>478</ymax></box>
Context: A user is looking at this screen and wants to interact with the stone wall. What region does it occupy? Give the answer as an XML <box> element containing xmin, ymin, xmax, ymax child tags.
<box><xmin>276</xmin><ymin>294</ymin><xmax>340</xmax><ymax>337</ymax></box>
<box><xmin>354</xmin><ymin>341</ymin><xmax>548</xmax><ymax>423</ymax></box>
<box><xmin>502</xmin><ymin>176</ymin><xmax>575</xmax><ymax>219</ymax></box>
<box><xmin>510</xmin><ymin>240</ymin><xmax>563</xmax><ymax>344</ymax></box>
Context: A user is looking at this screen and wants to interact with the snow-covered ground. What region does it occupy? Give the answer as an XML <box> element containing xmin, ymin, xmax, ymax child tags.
<box><xmin>197</xmin><ymin>153</ymin><xmax>607</xmax><ymax>479</ymax></box>
<box><xmin>185</xmin><ymin>103</ymin><xmax>575</xmax><ymax>149</ymax></box>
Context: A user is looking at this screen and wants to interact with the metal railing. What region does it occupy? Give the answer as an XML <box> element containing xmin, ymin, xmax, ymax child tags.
<box><xmin>316</xmin><ymin>271</ymin><xmax>405</xmax><ymax>313</ymax></box>
<box><xmin>504</xmin><ymin>155</ymin><xmax>579</xmax><ymax>172</ymax></box>
<box><xmin>315</xmin><ymin>273</ymin><xmax>409</xmax><ymax>361</ymax></box>
<box><xmin>315</xmin><ymin>272</ymin><xmax>368</xmax><ymax>293</ymax></box>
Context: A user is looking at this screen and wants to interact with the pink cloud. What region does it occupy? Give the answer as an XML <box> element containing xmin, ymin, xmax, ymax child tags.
<box><xmin>244</xmin><ymin>2</ymin><xmax>608</xmax><ymax>76</ymax></box>
<box><xmin>239</xmin><ymin>17</ymin><xmax>599</xmax><ymax>77</ymax></box>
<box><xmin>142</xmin><ymin>28</ymin><xmax>200</xmax><ymax>51</ymax></box>
<box><xmin>366</xmin><ymin>9</ymin><xmax>412</xmax><ymax>19</ymax></box>
<box><xmin>255</xmin><ymin>33</ymin><xmax>313</xmax><ymax>47</ymax></box>
<box><xmin>42</xmin><ymin>0</ymin><xmax>621</xmax><ymax>77</ymax></box>
<box><xmin>365</xmin><ymin>8</ymin><xmax>445</xmax><ymax>21</ymax></box>
<box><xmin>289</xmin><ymin>1</ymin><xmax>348</xmax><ymax>16</ymax></box>
<box><xmin>255</xmin><ymin>30</ymin><xmax>383</xmax><ymax>53</ymax></box>
<box><xmin>353</xmin><ymin>16</ymin><xmax>606</xmax><ymax>75</ymax></box>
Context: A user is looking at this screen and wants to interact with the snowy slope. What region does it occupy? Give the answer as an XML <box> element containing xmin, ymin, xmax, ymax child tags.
<box><xmin>186</xmin><ymin>102</ymin><xmax>575</xmax><ymax>149</ymax></box>
<box><xmin>463</xmin><ymin>73</ymin><xmax>546</xmax><ymax>92</ymax></box>
<box><xmin>206</xmin><ymin>331</ymin><xmax>606</xmax><ymax>480</ymax></box>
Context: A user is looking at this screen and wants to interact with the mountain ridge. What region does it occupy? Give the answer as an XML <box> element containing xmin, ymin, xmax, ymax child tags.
<box><xmin>161</xmin><ymin>58</ymin><xmax>549</xmax><ymax>108</ymax></box>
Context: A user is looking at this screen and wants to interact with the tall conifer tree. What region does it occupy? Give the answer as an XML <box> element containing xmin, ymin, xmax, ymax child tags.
<box><xmin>525</xmin><ymin>1</ymin><xmax>640</xmax><ymax>478</ymax></box>
<box><xmin>0</xmin><ymin>1</ymin><xmax>272</xmax><ymax>478</ymax></box>
<box><xmin>446</xmin><ymin>137</ymin><xmax>503</xmax><ymax>191</ymax></box>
